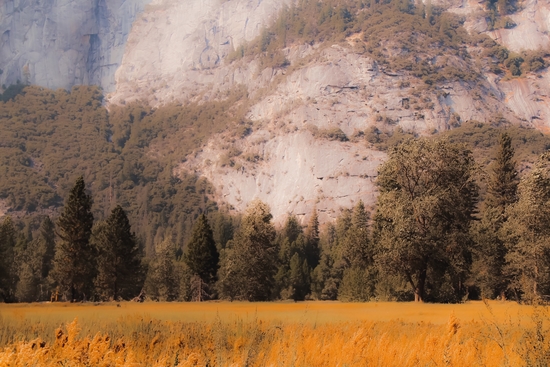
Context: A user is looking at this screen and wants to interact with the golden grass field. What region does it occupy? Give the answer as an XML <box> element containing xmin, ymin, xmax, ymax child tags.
<box><xmin>0</xmin><ymin>301</ymin><xmax>548</xmax><ymax>366</ymax></box>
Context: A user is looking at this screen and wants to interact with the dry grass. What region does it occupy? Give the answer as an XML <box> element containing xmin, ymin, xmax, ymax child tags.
<box><xmin>0</xmin><ymin>301</ymin><xmax>547</xmax><ymax>366</ymax></box>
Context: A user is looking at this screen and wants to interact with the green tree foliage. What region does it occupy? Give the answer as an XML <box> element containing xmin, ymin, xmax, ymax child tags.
<box><xmin>184</xmin><ymin>214</ymin><xmax>219</xmax><ymax>294</ymax></box>
<box><xmin>37</xmin><ymin>216</ymin><xmax>55</xmax><ymax>287</ymax></box>
<box><xmin>485</xmin><ymin>133</ymin><xmax>519</xmax><ymax>212</ymax></box>
<box><xmin>305</xmin><ymin>208</ymin><xmax>321</xmax><ymax>270</ymax></box>
<box><xmin>503</xmin><ymin>153</ymin><xmax>550</xmax><ymax>301</ymax></box>
<box><xmin>0</xmin><ymin>85</ymin><xmax>241</xmax><ymax>255</ymax></box>
<box><xmin>230</xmin><ymin>0</ymin><xmax>487</xmax><ymax>86</ymax></box>
<box><xmin>144</xmin><ymin>238</ymin><xmax>178</xmax><ymax>301</ymax></box>
<box><xmin>311</xmin><ymin>214</ymin><xmax>351</xmax><ymax>301</ymax></box>
<box><xmin>0</xmin><ymin>217</ymin><xmax>16</xmax><ymax>301</ymax></box>
<box><xmin>92</xmin><ymin>205</ymin><xmax>143</xmax><ymax>301</ymax></box>
<box><xmin>9</xmin><ymin>216</ymin><xmax>56</xmax><ymax>302</ymax></box>
<box><xmin>287</xmin><ymin>252</ymin><xmax>310</xmax><ymax>301</ymax></box>
<box><xmin>51</xmin><ymin>176</ymin><xmax>95</xmax><ymax>301</ymax></box>
<box><xmin>342</xmin><ymin>201</ymin><xmax>371</xmax><ymax>268</ymax></box>
<box><xmin>472</xmin><ymin>133</ymin><xmax>518</xmax><ymax>299</ymax></box>
<box><xmin>275</xmin><ymin>215</ymin><xmax>310</xmax><ymax>300</ymax></box>
<box><xmin>338</xmin><ymin>201</ymin><xmax>376</xmax><ymax>300</ymax></box>
<box><xmin>217</xmin><ymin>200</ymin><xmax>277</xmax><ymax>301</ymax></box>
<box><xmin>373</xmin><ymin>138</ymin><xmax>478</xmax><ymax>302</ymax></box>
<box><xmin>338</xmin><ymin>266</ymin><xmax>373</xmax><ymax>301</ymax></box>
<box><xmin>209</xmin><ymin>211</ymin><xmax>235</xmax><ymax>251</ymax></box>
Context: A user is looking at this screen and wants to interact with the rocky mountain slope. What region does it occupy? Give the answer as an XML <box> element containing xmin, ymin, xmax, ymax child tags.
<box><xmin>1</xmin><ymin>0</ymin><xmax>550</xmax><ymax>224</ymax></box>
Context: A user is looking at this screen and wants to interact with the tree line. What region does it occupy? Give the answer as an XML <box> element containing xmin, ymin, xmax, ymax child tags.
<box><xmin>0</xmin><ymin>134</ymin><xmax>548</xmax><ymax>303</ymax></box>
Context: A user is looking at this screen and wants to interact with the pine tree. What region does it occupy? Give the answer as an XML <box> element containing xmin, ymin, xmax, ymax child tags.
<box><xmin>503</xmin><ymin>152</ymin><xmax>550</xmax><ymax>301</ymax></box>
<box><xmin>93</xmin><ymin>205</ymin><xmax>143</xmax><ymax>301</ymax></box>
<box><xmin>37</xmin><ymin>216</ymin><xmax>55</xmax><ymax>291</ymax></box>
<box><xmin>184</xmin><ymin>214</ymin><xmax>219</xmax><ymax>300</ymax></box>
<box><xmin>486</xmin><ymin>133</ymin><xmax>519</xmax><ymax>213</ymax></box>
<box><xmin>305</xmin><ymin>208</ymin><xmax>320</xmax><ymax>269</ymax></box>
<box><xmin>473</xmin><ymin>133</ymin><xmax>518</xmax><ymax>300</ymax></box>
<box><xmin>144</xmin><ymin>238</ymin><xmax>178</xmax><ymax>301</ymax></box>
<box><xmin>15</xmin><ymin>263</ymin><xmax>37</xmax><ymax>302</ymax></box>
<box><xmin>338</xmin><ymin>201</ymin><xmax>376</xmax><ymax>300</ymax></box>
<box><xmin>0</xmin><ymin>216</ymin><xmax>16</xmax><ymax>302</ymax></box>
<box><xmin>51</xmin><ymin>176</ymin><xmax>94</xmax><ymax>301</ymax></box>
<box><xmin>311</xmin><ymin>224</ymin><xmax>341</xmax><ymax>300</ymax></box>
<box><xmin>217</xmin><ymin>200</ymin><xmax>277</xmax><ymax>301</ymax></box>
<box><xmin>338</xmin><ymin>266</ymin><xmax>371</xmax><ymax>301</ymax></box>
<box><xmin>342</xmin><ymin>201</ymin><xmax>371</xmax><ymax>268</ymax></box>
<box><xmin>288</xmin><ymin>253</ymin><xmax>310</xmax><ymax>300</ymax></box>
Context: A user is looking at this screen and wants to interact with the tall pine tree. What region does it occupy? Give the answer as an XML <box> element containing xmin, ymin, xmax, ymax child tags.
<box><xmin>486</xmin><ymin>132</ymin><xmax>519</xmax><ymax>213</ymax></box>
<box><xmin>51</xmin><ymin>176</ymin><xmax>94</xmax><ymax>301</ymax></box>
<box><xmin>305</xmin><ymin>208</ymin><xmax>320</xmax><ymax>270</ymax></box>
<box><xmin>503</xmin><ymin>152</ymin><xmax>550</xmax><ymax>301</ymax></box>
<box><xmin>184</xmin><ymin>214</ymin><xmax>219</xmax><ymax>300</ymax></box>
<box><xmin>473</xmin><ymin>132</ymin><xmax>518</xmax><ymax>299</ymax></box>
<box><xmin>217</xmin><ymin>200</ymin><xmax>277</xmax><ymax>301</ymax></box>
<box><xmin>0</xmin><ymin>216</ymin><xmax>16</xmax><ymax>302</ymax></box>
<box><xmin>93</xmin><ymin>205</ymin><xmax>143</xmax><ymax>301</ymax></box>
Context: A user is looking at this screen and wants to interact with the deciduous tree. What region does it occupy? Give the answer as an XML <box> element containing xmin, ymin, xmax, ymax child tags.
<box><xmin>373</xmin><ymin>138</ymin><xmax>478</xmax><ymax>302</ymax></box>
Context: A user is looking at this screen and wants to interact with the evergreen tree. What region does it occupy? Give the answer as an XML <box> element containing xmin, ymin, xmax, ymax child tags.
<box><xmin>144</xmin><ymin>238</ymin><xmax>178</xmax><ymax>301</ymax></box>
<box><xmin>37</xmin><ymin>216</ymin><xmax>55</xmax><ymax>294</ymax></box>
<box><xmin>305</xmin><ymin>208</ymin><xmax>321</xmax><ymax>269</ymax></box>
<box><xmin>503</xmin><ymin>153</ymin><xmax>550</xmax><ymax>301</ymax></box>
<box><xmin>342</xmin><ymin>201</ymin><xmax>371</xmax><ymax>268</ymax></box>
<box><xmin>338</xmin><ymin>266</ymin><xmax>372</xmax><ymax>301</ymax></box>
<box><xmin>287</xmin><ymin>253</ymin><xmax>310</xmax><ymax>300</ymax></box>
<box><xmin>93</xmin><ymin>205</ymin><xmax>143</xmax><ymax>300</ymax></box>
<box><xmin>473</xmin><ymin>133</ymin><xmax>518</xmax><ymax>300</ymax></box>
<box><xmin>210</xmin><ymin>211</ymin><xmax>234</xmax><ymax>251</ymax></box>
<box><xmin>338</xmin><ymin>201</ymin><xmax>376</xmax><ymax>300</ymax></box>
<box><xmin>184</xmin><ymin>214</ymin><xmax>219</xmax><ymax>300</ymax></box>
<box><xmin>15</xmin><ymin>263</ymin><xmax>37</xmax><ymax>302</ymax></box>
<box><xmin>485</xmin><ymin>132</ymin><xmax>519</xmax><ymax>213</ymax></box>
<box><xmin>311</xmin><ymin>223</ymin><xmax>341</xmax><ymax>300</ymax></box>
<box><xmin>217</xmin><ymin>200</ymin><xmax>277</xmax><ymax>301</ymax></box>
<box><xmin>0</xmin><ymin>216</ymin><xmax>16</xmax><ymax>302</ymax></box>
<box><xmin>51</xmin><ymin>176</ymin><xmax>94</xmax><ymax>301</ymax></box>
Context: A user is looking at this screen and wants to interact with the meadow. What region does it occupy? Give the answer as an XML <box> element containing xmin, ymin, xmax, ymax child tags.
<box><xmin>0</xmin><ymin>301</ymin><xmax>547</xmax><ymax>366</ymax></box>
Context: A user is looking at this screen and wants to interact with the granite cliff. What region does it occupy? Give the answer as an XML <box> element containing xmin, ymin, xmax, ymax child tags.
<box><xmin>1</xmin><ymin>0</ymin><xmax>549</xmax><ymax>224</ymax></box>
<box><xmin>0</xmin><ymin>0</ymin><xmax>150</xmax><ymax>91</ymax></box>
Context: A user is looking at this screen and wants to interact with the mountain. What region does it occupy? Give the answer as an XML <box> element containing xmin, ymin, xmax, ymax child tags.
<box><xmin>1</xmin><ymin>0</ymin><xmax>550</xmax><ymax>225</ymax></box>
<box><xmin>0</xmin><ymin>0</ymin><xmax>150</xmax><ymax>91</ymax></box>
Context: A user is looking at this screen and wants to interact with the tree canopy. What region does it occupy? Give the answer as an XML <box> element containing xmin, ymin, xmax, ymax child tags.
<box><xmin>374</xmin><ymin>138</ymin><xmax>478</xmax><ymax>302</ymax></box>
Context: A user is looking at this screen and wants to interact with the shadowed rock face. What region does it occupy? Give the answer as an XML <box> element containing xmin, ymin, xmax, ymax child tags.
<box><xmin>0</xmin><ymin>0</ymin><xmax>151</xmax><ymax>91</ymax></box>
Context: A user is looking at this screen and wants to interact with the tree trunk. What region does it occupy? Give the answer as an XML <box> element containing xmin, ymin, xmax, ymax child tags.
<box><xmin>415</xmin><ymin>265</ymin><xmax>427</xmax><ymax>302</ymax></box>
<box><xmin>534</xmin><ymin>264</ymin><xmax>539</xmax><ymax>299</ymax></box>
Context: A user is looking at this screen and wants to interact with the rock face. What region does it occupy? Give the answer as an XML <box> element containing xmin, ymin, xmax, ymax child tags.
<box><xmin>176</xmin><ymin>42</ymin><xmax>520</xmax><ymax>224</ymax></box>
<box><xmin>110</xmin><ymin>0</ymin><xmax>290</xmax><ymax>105</ymax></box>
<box><xmin>2</xmin><ymin>0</ymin><xmax>550</xmax><ymax>224</ymax></box>
<box><xmin>0</xmin><ymin>0</ymin><xmax>150</xmax><ymax>91</ymax></box>
<box><xmin>489</xmin><ymin>0</ymin><xmax>550</xmax><ymax>52</ymax></box>
<box><xmin>183</xmin><ymin>131</ymin><xmax>386</xmax><ymax>224</ymax></box>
